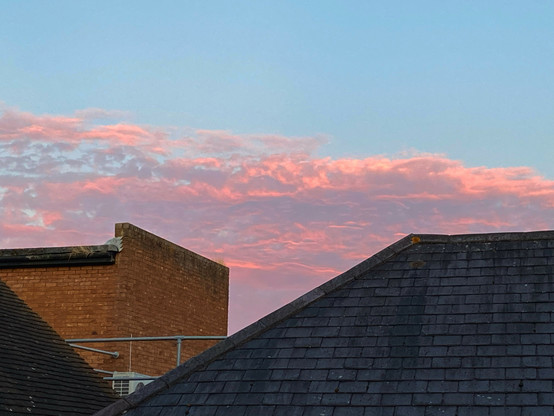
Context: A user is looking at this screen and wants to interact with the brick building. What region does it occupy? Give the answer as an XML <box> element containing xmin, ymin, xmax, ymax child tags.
<box><xmin>0</xmin><ymin>223</ymin><xmax>229</xmax><ymax>377</ymax></box>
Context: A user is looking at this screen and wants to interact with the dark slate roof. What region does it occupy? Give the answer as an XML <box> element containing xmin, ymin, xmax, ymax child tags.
<box><xmin>0</xmin><ymin>279</ymin><xmax>118</xmax><ymax>415</ymax></box>
<box><xmin>96</xmin><ymin>231</ymin><xmax>554</xmax><ymax>416</ymax></box>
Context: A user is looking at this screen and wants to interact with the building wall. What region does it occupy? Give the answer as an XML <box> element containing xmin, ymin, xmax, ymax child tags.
<box><xmin>113</xmin><ymin>223</ymin><xmax>229</xmax><ymax>375</ymax></box>
<box><xmin>0</xmin><ymin>223</ymin><xmax>229</xmax><ymax>376</ymax></box>
<box><xmin>1</xmin><ymin>264</ymin><xmax>119</xmax><ymax>370</ymax></box>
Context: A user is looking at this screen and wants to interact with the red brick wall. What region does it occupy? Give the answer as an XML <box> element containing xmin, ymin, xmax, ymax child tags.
<box><xmin>112</xmin><ymin>223</ymin><xmax>229</xmax><ymax>375</ymax></box>
<box><xmin>1</xmin><ymin>264</ymin><xmax>119</xmax><ymax>370</ymax></box>
<box><xmin>0</xmin><ymin>223</ymin><xmax>229</xmax><ymax>376</ymax></box>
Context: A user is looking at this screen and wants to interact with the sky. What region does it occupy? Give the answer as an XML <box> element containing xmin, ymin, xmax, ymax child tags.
<box><xmin>1</xmin><ymin>1</ymin><xmax>553</xmax><ymax>333</ymax></box>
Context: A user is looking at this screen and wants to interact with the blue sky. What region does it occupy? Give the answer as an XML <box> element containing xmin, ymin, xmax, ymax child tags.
<box><xmin>2</xmin><ymin>1</ymin><xmax>553</xmax><ymax>175</ymax></box>
<box><xmin>1</xmin><ymin>1</ymin><xmax>554</xmax><ymax>331</ymax></box>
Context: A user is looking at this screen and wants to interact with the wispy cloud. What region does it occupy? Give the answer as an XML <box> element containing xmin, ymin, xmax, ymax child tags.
<box><xmin>1</xmin><ymin>106</ymin><xmax>553</xmax><ymax>332</ymax></box>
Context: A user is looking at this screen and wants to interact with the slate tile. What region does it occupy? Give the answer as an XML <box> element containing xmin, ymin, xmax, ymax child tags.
<box><xmin>243</xmin><ymin>369</ymin><xmax>272</xmax><ymax>380</ymax></box>
<box><xmin>396</xmin><ymin>380</ymin><xmax>428</xmax><ymax>393</ymax></box>
<box><xmin>457</xmin><ymin>408</ymin><xmax>489</xmax><ymax>416</ymax></box>
<box><xmin>316</xmin><ymin>358</ymin><xmax>348</xmax><ymax>369</ymax></box>
<box><xmin>343</xmin><ymin>357</ymin><xmax>374</xmax><ymax>369</ymax></box>
<box><xmin>304</xmin><ymin>347</ymin><xmax>335</xmax><ymax>359</ymax></box>
<box><xmin>299</xmin><ymin>369</ymin><xmax>329</xmax><ymax>381</ymax></box>
<box><xmin>412</xmin><ymin>393</ymin><xmax>442</xmax><ymax>405</ymax></box>
<box><xmin>173</xmin><ymin>406</ymin><xmax>216</xmax><ymax>416</ymax></box>
<box><xmin>447</xmin><ymin>324</ymin><xmax>477</xmax><ymax>335</ymax></box>
<box><xmin>214</xmin><ymin>371</ymin><xmax>244</xmax><ymax>382</ymax></box>
<box><xmin>521</xmin><ymin>334</ymin><xmax>550</xmax><ymax>344</ymax></box>
<box><xmin>465</xmin><ymin>313</ymin><xmax>492</xmax><ymax>323</ymax></box>
<box><xmin>366</xmin><ymin>381</ymin><xmax>398</xmax><ymax>394</ymax></box>
<box><xmin>423</xmin><ymin>406</ymin><xmax>458</xmax><ymax>416</ymax></box>
<box><xmin>278</xmin><ymin>380</ymin><xmax>311</xmax><ymax>393</ymax></box>
<box><xmin>223</xmin><ymin>381</ymin><xmax>252</xmax><ymax>393</ymax></box>
<box><xmin>477</xmin><ymin>323</ymin><xmax>506</xmax><ymax>334</ymax></box>
<box><xmin>311</xmin><ymin>327</ymin><xmax>341</xmax><ymax>338</ymax></box>
<box><xmin>459</xmin><ymin>380</ymin><xmax>489</xmax><ymax>392</ymax></box>
<box><xmin>233</xmin><ymin>393</ymin><xmax>265</xmax><ymax>406</ymax></box>
<box><xmin>506</xmin><ymin>368</ymin><xmax>536</xmax><ymax>380</ymax></box>
<box><xmin>477</xmin><ymin>345</ymin><xmax>506</xmax><ymax>356</ymax></box>
<box><xmin>490</xmin><ymin>334</ymin><xmax>516</xmax><ymax>344</ymax></box>
<box><xmin>216</xmin><ymin>406</ymin><xmax>251</xmax><ymax>416</ymax></box>
<box><xmin>519</xmin><ymin>380</ymin><xmax>553</xmax><ymax>392</ymax></box>
<box><xmin>474</xmin><ymin>393</ymin><xmax>505</xmax><ymax>406</ymax></box>
<box><xmin>333</xmin><ymin>407</ymin><xmax>365</xmax><ymax>416</ymax></box>
<box><xmin>444</xmin><ymin>368</ymin><xmax>474</xmax><ymax>380</ymax></box>
<box><xmin>272</xmin><ymin>406</ymin><xmax>305</xmax><ymax>416</ymax></box>
<box><xmin>462</xmin><ymin>335</ymin><xmax>492</xmax><ymax>346</ymax></box>
<box><xmin>131</xmin><ymin>407</ymin><xmax>163</xmax><ymax>416</ymax></box>
<box><xmin>448</xmin><ymin>345</ymin><xmax>476</xmax><ymax>357</ymax></box>
<box><xmin>505</xmin><ymin>393</ymin><xmax>538</xmax><ymax>406</ymax></box>
<box><xmin>538</xmin><ymin>393</ymin><xmax>554</xmax><ymax>405</ymax></box>
<box><xmin>356</xmin><ymin>369</ymin><xmax>387</xmax><ymax>381</ymax></box>
<box><xmin>309</xmin><ymin>381</ymin><xmax>339</xmax><ymax>393</ymax></box>
<box><xmin>336</xmin><ymin>381</ymin><xmax>369</xmax><ymax>393</ymax></box>
<box><xmin>194</xmin><ymin>382</ymin><xmax>225</xmax><ymax>394</ymax></box>
<box><xmin>177</xmin><ymin>393</ymin><xmax>209</xmax><ymax>405</ymax></box>
<box><xmin>491</xmin><ymin>407</ymin><xmax>522</xmax><ymax>416</ymax></box>
<box><xmin>301</xmin><ymin>405</ymin><xmax>334</xmax><ymax>415</ymax></box>
<box><xmin>328</xmin><ymin>369</ymin><xmax>358</xmax><ymax>381</ymax></box>
<box><xmin>245</xmin><ymin>405</ymin><xmax>276</xmax><ymax>416</ymax></box>
<box><xmin>288</xmin><ymin>359</ymin><xmax>318</xmax><ymax>370</ymax></box>
<box><xmin>419</xmin><ymin>346</ymin><xmax>448</xmax><ymax>357</ymax></box>
<box><xmin>491</xmin><ymin>356</ymin><xmax>521</xmax><ymax>368</ymax></box>
<box><xmin>427</xmin><ymin>381</ymin><xmax>458</xmax><ymax>392</ymax></box>
<box><xmin>522</xmin><ymin>356</ymin><xmax>552</xmax><ymax>367</ymax></box>
<box><xmin>442</xmin><ymin>393</ymin><xmax>473</xmax><ymax>405</ymax></box>
<box><xmin>431</xmin><ymin>357</ymin><xmax>461</xmax><ymax>368</ymax></box>
<box><xmin>380</xmin><ymin>393</ymin><xmax>412</xmax><ymax>406</ymax></box>
<box><xmin>320</xmin><ymin>393</ymin><xmax>352</xmax><ymax>406</ymax></box>
<box><xmin>260</xmin><ymin>393</ymin><xmax>294</xmax><ymax>405</ymax></box>
<box><xmin>249</xmin><ymin>380</ymin><xmax>283</xmax><ymax>393</ymax></box>
<box><xmin>335</xmin><ymin>347</ymin><xmax>363</xmax><ymax>357</ymax></box>
<box><xmin>537</xmin><ymin>368</ymin><xmax>554</xmax><ymax>379</ymax></box>
<box><xmin>402</xmin><ymin>357</ymin><xmax>432</xmax><ymax>369</ymax></box>
<box><xmin>350</xmin><ymin>393</ymin><xmax>381</xmax><ymax>406</ymax></box>
<box><xmin>394</xmin><ymin>407</ymin><xmax>426</xmax><ymax>416</ymax></box>
<box><xmin>522</xmin><ymin>407</ymin><xmax>554</xmax><ymax>416</ymax></box>
<box><xmin>205</xmin><ymin>393</ymin><xmax>236</xmax><ymax>405</ymax></box>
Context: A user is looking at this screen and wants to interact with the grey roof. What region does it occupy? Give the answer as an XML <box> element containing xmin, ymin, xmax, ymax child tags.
<box><xmin>0</xmin><ymin>279</ymin><xmax>117</xmax><ymax>415</ymax></box>
<box><xmin>96</xmin><ymin>231</ymin><xmax>554</xmax><ymax>416</ymax></box>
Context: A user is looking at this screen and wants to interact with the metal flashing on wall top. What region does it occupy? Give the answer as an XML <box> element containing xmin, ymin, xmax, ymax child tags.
<box><xmin>0</xmin><ymin>244</ymin><xmax>120</xmax><ymax>268</ymax></box>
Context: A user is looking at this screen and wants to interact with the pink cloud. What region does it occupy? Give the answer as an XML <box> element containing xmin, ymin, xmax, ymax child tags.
<box><xmin>1</xmin><ymin>106</ymin><xmax>553</xmax><ymax>332</ymax></box>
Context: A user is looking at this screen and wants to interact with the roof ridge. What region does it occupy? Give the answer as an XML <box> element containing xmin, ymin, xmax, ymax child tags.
<box><xmin>421</xmin><ymin>229</ymin><xmax>554</xmax><ymax>243</ymax></box>
<box><xmin>94</xmin><ymin>233</ymin><xmax>418</xmax><ymax>415</ymax></box>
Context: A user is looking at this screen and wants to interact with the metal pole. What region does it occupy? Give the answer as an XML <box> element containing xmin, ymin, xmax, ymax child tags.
<box><xmin>176</xmin><ymin>338</ymin><xmax>182</xmax><ymax>367</ymax></box>
<box><xmin>66</xmin><ymin>335</ymin><xmax>226</xmax><ymax>343</ymax></box>
<box><xmin>69</xmin><ymin>343</ymin><xmax>119</xmax><ymax>358</ymax></box>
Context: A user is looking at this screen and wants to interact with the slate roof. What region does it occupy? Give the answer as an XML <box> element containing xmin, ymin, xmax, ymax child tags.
<box><xmin>96</xmin><ymin>231</ymin><xmax>554</xmax><ymax>416</ymax></box>
<box><xmin>0</xmin><ymin>279</ymin><xmax>117</xmax><ymax>415</ymax></box>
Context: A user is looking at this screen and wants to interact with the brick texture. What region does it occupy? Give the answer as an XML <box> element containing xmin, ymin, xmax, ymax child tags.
<box><xmin>0</xmin><ymin>223</ymin><xmax>229</xmax><ymax>376</ymax></box>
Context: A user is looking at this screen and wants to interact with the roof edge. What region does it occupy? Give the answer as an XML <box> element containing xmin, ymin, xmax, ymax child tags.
<box><xmin>0</xmin><ymin>244</ymin><xmax>120</xmax><ymax>269</ymax></box>
<box><xmin>93</xmin><ymin>233</ymin><xmax>417</xmax><ymax>416</ymax></box>
<box><xmin>419</xmin><ymin>230</ymin><xmax>554</xmax><ymax>243</ymax></box>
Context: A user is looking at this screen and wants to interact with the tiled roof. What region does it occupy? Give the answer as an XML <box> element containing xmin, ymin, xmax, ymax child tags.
<box><xmin>0</xmin><ymin>279</ymin><xmax>117</xmax><ymax>415</ymax></box>
<box><xmin>97</xmin><ymin>231</ymin><xmax>554</xmax><ymax>416</ymax></box>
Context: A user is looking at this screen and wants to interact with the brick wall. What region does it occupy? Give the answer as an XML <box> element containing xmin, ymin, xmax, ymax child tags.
<box><xmin>0</xmin><ymin>223</ymin><xmax>229</xmax><ymax>376</ymax></box>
